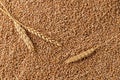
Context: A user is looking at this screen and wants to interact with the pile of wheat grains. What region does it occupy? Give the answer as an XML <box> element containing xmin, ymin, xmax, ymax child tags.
<box><xmin>0</xmin><ymin>0</ymin><xmax>120</xmax><ymax>80</ymax></box>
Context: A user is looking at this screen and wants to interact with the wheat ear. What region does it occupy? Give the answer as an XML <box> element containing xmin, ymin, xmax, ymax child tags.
<box><xmin>14</xmin><ymin>21</ymin><xmax>34</xmax><ymax>52</ymax></box>
<box><xmin>65</xmin><ymin>29</ymin><xmax>120</xmax><ymax>64</ymax></box>
<box><xmin>25</xmin><ymin>27</ymin><xmax>61</xmax><ymax>46</ymax></box>
<box><xmin>0</xmin><ymin>1</ymin><xmax>61</xmax><ymax>46</ymax></box>
<box><xmin>65</xmin><ymin>46</ymin><xmax>98</xmax><ymax>63</ymax></box>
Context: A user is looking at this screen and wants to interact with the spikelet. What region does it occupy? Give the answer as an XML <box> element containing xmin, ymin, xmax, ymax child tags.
<box><xmin>65</xmin><ymin>46</ymin><xmax>98</xmax><ymax>63</ymax></box>
<box><xmin>14</xmin><ymin>21</ymin><xmax>34</xmax><ymax>52</ymax></box>
<box><xmin>25</xmin><ymin>27</ymin><xmax>61</xmax><ymax>46</ymax></box>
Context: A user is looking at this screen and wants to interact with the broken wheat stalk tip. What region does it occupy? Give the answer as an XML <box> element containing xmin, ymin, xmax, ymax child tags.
<box><xmin>0</xmin><ymin>1</ymin><xmax>61</xmax><ymax>46</ymax></box>
<box><xmin>65</xmin><ymin>46</ymin><xmax>98</xmax><ymax>63</ymax></box>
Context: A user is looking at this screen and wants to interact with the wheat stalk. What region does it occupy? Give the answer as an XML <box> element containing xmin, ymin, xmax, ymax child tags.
<box><xmin>14</xmin><ymin>21</ymin><xmax>34</xmax><ymax>52</ymax></box>
<box><xmin>0</xmin><ymin>1</ymin><xmax>61</xmax><ymax>46</ymax></box>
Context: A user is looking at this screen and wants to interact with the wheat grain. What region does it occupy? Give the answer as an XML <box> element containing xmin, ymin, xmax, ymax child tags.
<box><xmin>0</xmin><ymin>26</ymin><xmax>2</xmax><ymax>32</ymax></box>
<box><xmin>65</xmin><ymin>46</ymin><xmax>98</xmax><ymax>63</ymax></box>
<box><xmin>0</xmin><ymin>26</ymin><xmax>3</xmax><ymax>37</ymax></box>
<box><xmin>0</xmin><ymin>1</ymin><xmax>61</xmax><ymax>46</ymax></box>
<box><xmin>14</xmin><ymin>21</ymin><xmax>34</xmax><ymax>52</ymax></box>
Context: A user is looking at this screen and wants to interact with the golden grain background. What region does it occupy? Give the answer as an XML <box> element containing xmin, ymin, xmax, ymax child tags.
<box><xmin>0</xmin><ymin>0</ymin><xmax>120</xmax><ymax>80</ymax></box>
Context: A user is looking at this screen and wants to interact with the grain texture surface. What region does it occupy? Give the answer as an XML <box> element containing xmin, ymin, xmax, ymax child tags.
<box><xmin>0</xmin><ymin>0</ymin><xmax>120</xmax><ymax>80</ymax></box>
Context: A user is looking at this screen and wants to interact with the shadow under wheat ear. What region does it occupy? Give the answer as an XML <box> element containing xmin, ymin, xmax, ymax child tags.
<box><xmin>14</xmin><ymin>21</ymin><xmax>34</xmax><ymax>52</ymax></box>
<box><xmin>0</xmin><ymin>1</ymin><xmax>61</xmax><ymax>46</ymax></box>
